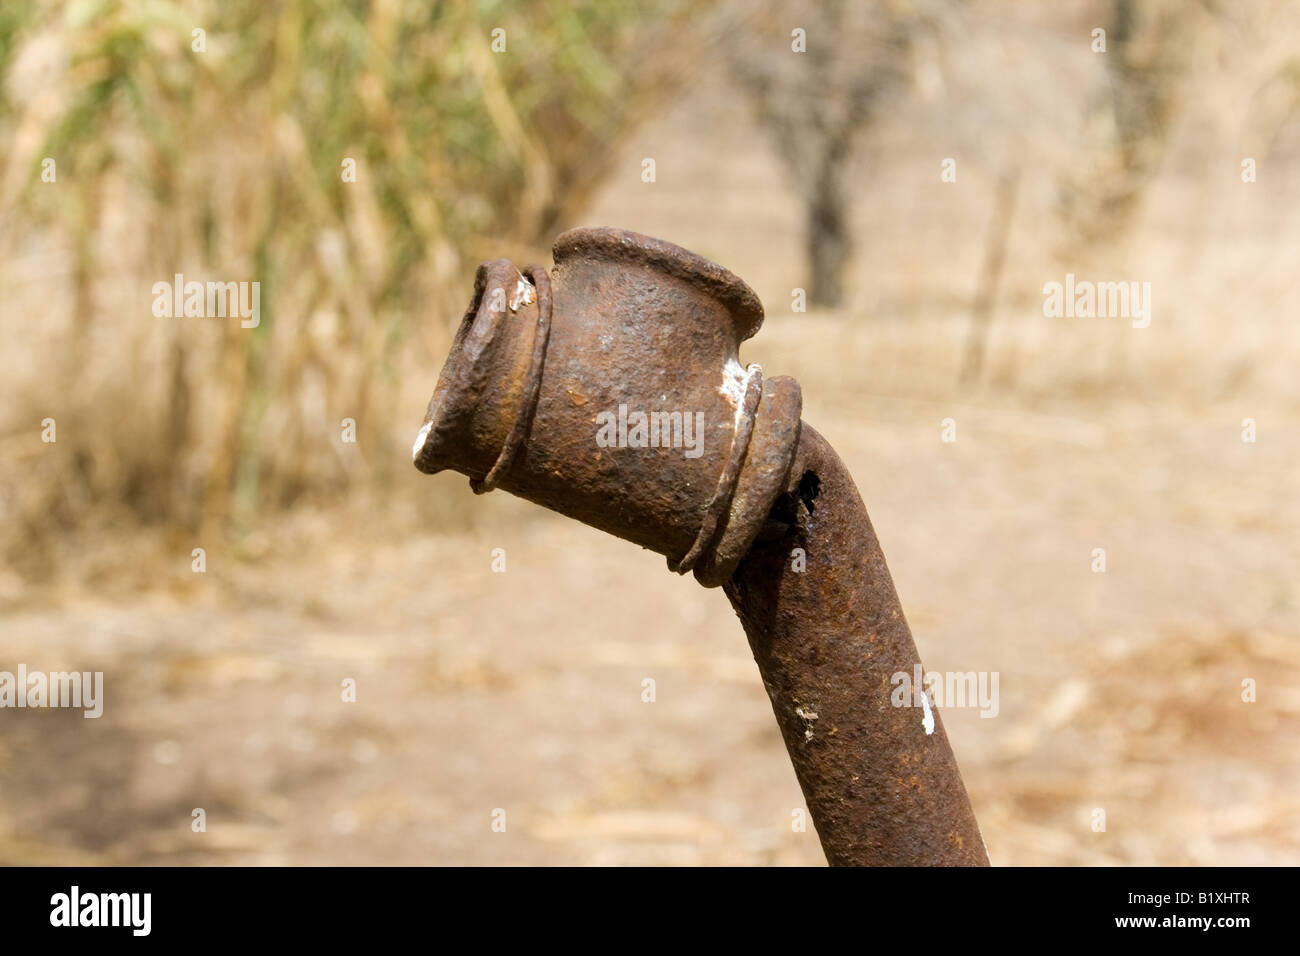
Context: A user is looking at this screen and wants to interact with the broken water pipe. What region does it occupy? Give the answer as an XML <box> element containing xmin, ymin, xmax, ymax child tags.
<box><xmin>412</xmin><ymin>227</ymin><xmax>988</xmax><ymax>866</ymax></box>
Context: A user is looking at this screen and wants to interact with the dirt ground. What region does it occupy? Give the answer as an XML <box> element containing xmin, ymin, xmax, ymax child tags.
<box><xmin>3</xmin><ymin>374</ymin><xmax>1297</xmax><ymax>866</ymax></box>
<box><xmin>3</xmin><ymin>67</ymin><xmax>1298</xmax><ymax>866</ymax></box>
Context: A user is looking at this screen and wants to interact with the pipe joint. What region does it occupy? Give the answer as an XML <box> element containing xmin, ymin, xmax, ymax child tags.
<box><xmin>413</xmin><ymin>227</ymin><xmax>803</xmax><ymax>587</ymax></box>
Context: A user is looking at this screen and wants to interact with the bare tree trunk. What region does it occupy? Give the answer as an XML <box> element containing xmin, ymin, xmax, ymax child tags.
<box><xmin>807</xmin><ymin>150</ymin><xmax>851</xmax><ymax>308</ymax></box>
<box><xmin>960</xmin><ymin>167</ymin><xmax>1019</xmax><ymax>386</ymax></box>
<box><xmin>721</xmin><ymin>3</ymin><xmax>916</xmax><ymax>311</ymax></box>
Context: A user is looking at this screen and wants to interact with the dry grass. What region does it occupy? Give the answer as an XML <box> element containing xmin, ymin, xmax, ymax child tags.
<box><xmin>0</xmin><ymin>0</ymin><xmax>693</xmax><ymax>575</ymax></box>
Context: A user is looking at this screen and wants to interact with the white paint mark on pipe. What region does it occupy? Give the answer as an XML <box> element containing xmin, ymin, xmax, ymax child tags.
<box><xmin>919</xmin><ymin>690</ymin><xmax>936</xmax><ymax>735</ymax></box>
<box><xmin>718</xmin><ymin>359</ymin><xmax>761</xmax><ymax>431</ymax></box>
<box><xmin>411</xmin><ymin>420</ymin><xmax>433</xmax><ymax>462</ymax></box>
<box><xmin>795</xmin><ymin>704</ymin><xmax>819</xmax><ymax>742</ymax></box>
<box><xmin>719</xmin><ymin>357</ymin><xmax>748</xmax><ymax>407</ymax></box>
<box><xmin>509</xmin><ymin>276</ymin><xmax>536</xmax><ymax>312</ymax></box>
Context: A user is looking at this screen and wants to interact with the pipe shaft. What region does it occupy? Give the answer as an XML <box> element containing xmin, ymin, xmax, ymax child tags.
<box><xmin>724</xmin><ymin>424</ymin><xmax>989</xmax><ymax>866</ymax></box>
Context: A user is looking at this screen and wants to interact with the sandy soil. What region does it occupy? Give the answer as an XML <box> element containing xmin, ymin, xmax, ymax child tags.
<box><xmin>3</xmin><ymin>361</ymin><xmax>1297</xmax><ymax>865</ymax></box>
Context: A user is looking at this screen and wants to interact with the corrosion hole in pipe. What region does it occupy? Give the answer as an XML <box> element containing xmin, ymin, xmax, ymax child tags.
<box><xmin>797</xmin><ymin>470</ymin><xmax>820</xmax><ymax>514</ymax></box>
<box><xmin>758</xmin><ymin>470</ymin><xmax>820</xmax><ymax>542</ymax></box>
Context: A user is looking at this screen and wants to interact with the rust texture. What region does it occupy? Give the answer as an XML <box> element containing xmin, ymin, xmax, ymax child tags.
<box><xmin>413</xmin><ymin>227</ymin><xmax>988</xmax><ymax>865</ymax></box>
<box><xmin>726</xmin><ymin>425</ymin><xmax>988</xmax><ymax>865</ymax></box>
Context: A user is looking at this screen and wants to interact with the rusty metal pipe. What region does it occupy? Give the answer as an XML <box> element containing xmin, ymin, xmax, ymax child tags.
<box><xmin>726</xmin><ymin>425</ymin><xmax>988</xmax><ymax>865</ymax></box>
<box><xmin>412</xmin><ymin>227</ymin><xmax>988</xmax><ymax>866</ymax></box>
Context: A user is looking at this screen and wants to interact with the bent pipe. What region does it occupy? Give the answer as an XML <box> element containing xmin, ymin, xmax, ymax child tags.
<box><xmin>412</xmin><ymin>227</ymin><xmax>989</xmax><ymax>866</ymax></box>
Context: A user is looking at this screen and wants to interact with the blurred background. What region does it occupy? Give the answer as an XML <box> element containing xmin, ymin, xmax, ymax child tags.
<box><xmin>2</xmin><ymin>0</ymin><xmax>1298</xmax><ymax>865</ymax></box>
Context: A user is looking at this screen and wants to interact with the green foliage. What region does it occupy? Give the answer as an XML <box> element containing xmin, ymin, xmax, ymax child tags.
<box><xmin>0</xmin><ymin>0</ymin><xmax>689</xmax><ymax>547</ymax></box>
